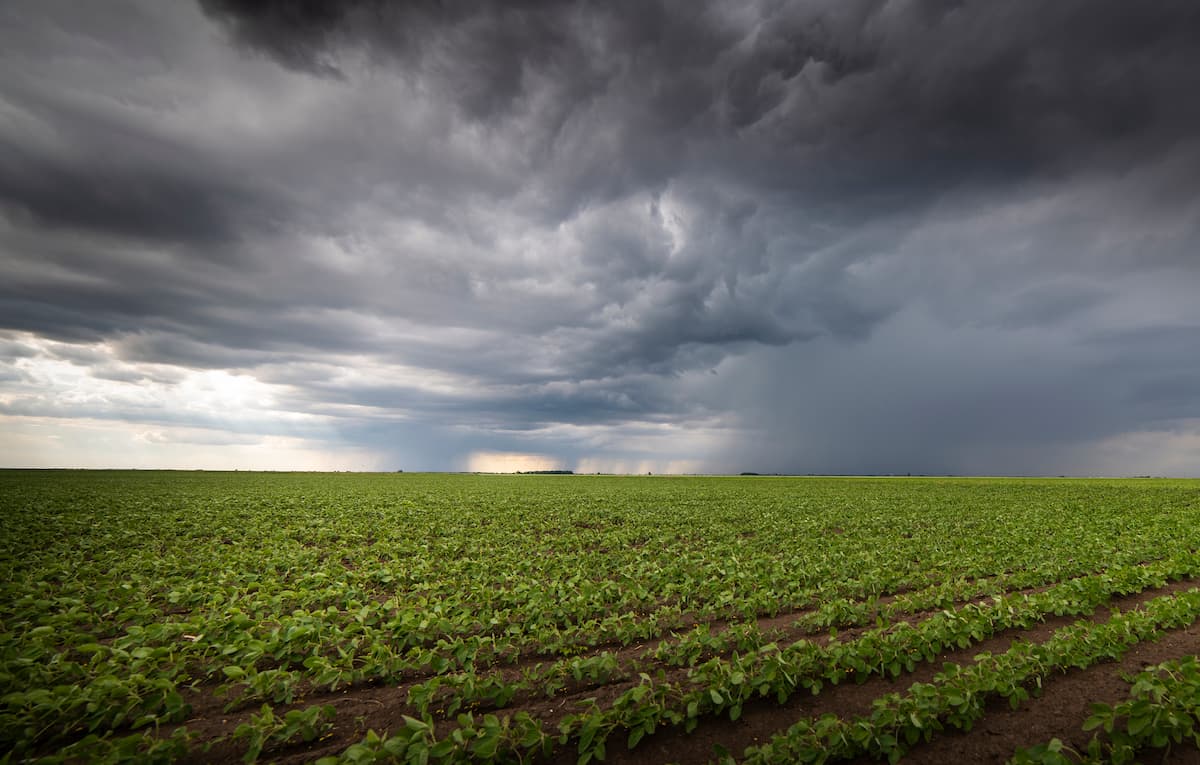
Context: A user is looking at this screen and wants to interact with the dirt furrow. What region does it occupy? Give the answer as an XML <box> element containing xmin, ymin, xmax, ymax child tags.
<box><xmin>173</xmin><ymin>573</ymin><xmax>1038</xmax><ymax>757</ymax></box>
<box><xmin>178</xmin><ymin>562</ymin><xmax>1108</xmax><ymax>725</ymax></box>
<box><xmin>171</xmin><ymin>571</ymin><xmax>1196</xmax><ymax>765</ymax></box>
<box><xmin>889</xmin><ymin>621</ymin><xmax>1200</xmax><ymax>764</ymax></box>
<box><xmin>599</xmin><ymin>576</ymin><xmax>1200</xmax><ymax>765</ymax></box>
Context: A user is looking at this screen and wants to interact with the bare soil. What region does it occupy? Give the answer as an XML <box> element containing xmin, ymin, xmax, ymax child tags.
<box><xmin>162</xmin><ymin>574</ymin><xmax>1200</xmax><ymax>764</ymax></box>
<box><xmin>605</xmin><ymin>576</ymin><xmax>1200</xmax><ymax>765</ymax></box>
<box><xmin>892</xmin><ymin>624</ymin><xmax>1200</xmax><ymax>765</ymax></box>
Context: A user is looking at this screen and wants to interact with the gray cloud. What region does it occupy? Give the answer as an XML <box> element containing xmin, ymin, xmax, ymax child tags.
<box><xmin>1</xmin><ymin>0</ymin><xmax>1198</xmax><ymax>472</ymax></box>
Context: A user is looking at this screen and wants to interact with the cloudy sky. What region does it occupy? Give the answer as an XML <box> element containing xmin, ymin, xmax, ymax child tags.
<box><xmin>2</xmin><ymin>1</ymin><xmax>1199</xmax><ymax>475</ymax></box>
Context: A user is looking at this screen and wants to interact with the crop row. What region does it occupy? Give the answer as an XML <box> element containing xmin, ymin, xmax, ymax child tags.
<box><xmin>12</xmin><ymin>549</ymin><xmax>1192</xmax><ymax>764</ymax></box>
<box><xmin>739</xmin><ymin>588</ymin><xmax>1200</xmax><ymax>763</ymax></box>
<box><xmin>389</xmin><ymin>550</ymin><xmax>1196</xmax><ymax>737</ymax></box>
<box><xmin>5</xmin><ymin>472</ymin><xmax>1200</xmax><ymax>761</ymax></box>
<box><xmin>1011</xmin><ymin>655</ymin><xmax>1200</xmax><ymax>764</ymax></box>
<box><xmin>246</xmin><ymin>555</ymin><xmax>1198</xmax><ymax>765</ymax></box>
<box><xmin>245</xmin><ymin>587</ymin><xmax>1200</xmax><ymax>765</ymax></box>
<box><xmin>199</xmin><ymin>548</ymin><xmax>1198</xmax><ymax>756</ymax></box>
<box><xmin>6</xmin><ymin>542</ymin><xmax>1190</xmax><ymax>748</ymax></box>
<box><xmin>4</xmin><ymin>568</ymin><xmax>1178</xmax><ymax>761</ymax></box>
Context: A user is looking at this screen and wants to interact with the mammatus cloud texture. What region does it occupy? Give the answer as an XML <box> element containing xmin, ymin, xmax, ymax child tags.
<box><xmin>2</xmin><ymin>1</ymin><xmax>1199</xmax><ymax>473</ymax></box>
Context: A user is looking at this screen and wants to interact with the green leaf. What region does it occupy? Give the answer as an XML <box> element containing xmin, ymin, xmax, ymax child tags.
<box><xmin>627</xmin><ymin>727</ymin><xmax>646</xmax><ymax>749</ymax></box>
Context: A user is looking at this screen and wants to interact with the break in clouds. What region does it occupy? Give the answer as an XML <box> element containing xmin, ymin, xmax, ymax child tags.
<box><xmin>1</xmin><ymin>0</ymin><xmax>1199</xmax><ymax>474</ymax></box>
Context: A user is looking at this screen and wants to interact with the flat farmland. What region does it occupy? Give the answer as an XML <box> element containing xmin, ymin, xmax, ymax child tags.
<box><xmin>3</xmin><ymin>471</ymin><xmax>1200</xmax><ymax>764</ymax></box>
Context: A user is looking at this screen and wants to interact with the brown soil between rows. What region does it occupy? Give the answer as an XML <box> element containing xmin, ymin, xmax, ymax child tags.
<box><xmin>891</xmin><ymin>622</ymin><xmax>1200</xmax><ymax>765</ymax></box>
<box><xmin>179</xmin><ymin>566</ymin><xmax>1012</xmax><ymax>708</ymax></box>
<box><xmin>174</xmin><ymin>574</ymin><xmax>1197</xmax><ymax>764</ymax></box>
<box><xmin>171</xmin><ymin>571</ymin><xmax>1029</xmax><ymax>761</ymax></box>
<box><xmin>180</xmin><ymin>563</ymin><xmax>1106</xmax><ymax>731</ymax></box>
<box><xmin>180</xmin><ymin>560</ymin><xmax>1118</xmax><ymax>715</ymax></box>
<box><xmin>171</xmin><ymin>565</ymin><xmax>1104</xmax><ymax>762</ymax></box>
<box><xmin>596</xmin><ymin>576</ymin><xmax>1200</xmax><ymax>765</ymax></box>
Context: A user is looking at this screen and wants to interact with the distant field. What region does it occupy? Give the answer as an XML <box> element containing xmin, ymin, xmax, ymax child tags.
<box><xmin>3</xmin><ymin>471</ymin><xmax>1200</xmax><ymax>763</ymax></box>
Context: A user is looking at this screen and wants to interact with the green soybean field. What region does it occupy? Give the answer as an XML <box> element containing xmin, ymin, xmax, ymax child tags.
<box><xmin>3</xmin><ymin>471</ymin><xmax>1200</xmax><ymax>764</ymax></box>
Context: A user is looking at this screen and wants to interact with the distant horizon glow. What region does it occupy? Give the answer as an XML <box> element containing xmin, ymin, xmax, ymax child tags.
<box><xmin>464</xmin><ymin>452</ymin><xmax>562</xmax><ymax>474</ymax></box>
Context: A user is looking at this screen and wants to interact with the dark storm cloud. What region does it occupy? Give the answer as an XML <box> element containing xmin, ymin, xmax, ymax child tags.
<box><xmin>200</xmin><ymin>0</ymin><xmax>1200</xmax><ymax>174</ymax></box>
<box><xmin>283</xmin><ymin>374</ymin><xmax>707</xmax><ymax>432</ymax></box>
<box><xmin>0</xmin><ymin>76</ymin><xmax>290</xmax><ymax>248</ymax></box>
<box><xmin>0</xmin><ymin>129</ymin><xmax>270</xmax><ymax>246</ymax></box>
<box><xmin>192</xmin><ymin>0</ymin><xmax>1200</xmax><ymax>355</ymax></box>
<box><xmin>2</xmin><ymin>0</ymin><xmax>1200</xmax><ymax>472</ymax></box>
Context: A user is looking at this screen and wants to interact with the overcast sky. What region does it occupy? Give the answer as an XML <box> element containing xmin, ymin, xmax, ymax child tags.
<box><xmin>2</xmin><ymin>1</ymin><xmax>1199</xmax><ymax>474</ymax></box>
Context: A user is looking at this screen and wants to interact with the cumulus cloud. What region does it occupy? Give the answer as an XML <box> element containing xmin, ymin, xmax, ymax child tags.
<box><xmin>1</xmin><ymin>0</ymin><xmax>1198</xmax><ymax>473</ymax></box>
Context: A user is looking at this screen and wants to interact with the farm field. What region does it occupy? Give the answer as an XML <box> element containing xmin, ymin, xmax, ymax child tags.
<box><xmin>2</xmin><ymin>471</ymin><xmax>1200</xmax><ymax>764</ymax></box>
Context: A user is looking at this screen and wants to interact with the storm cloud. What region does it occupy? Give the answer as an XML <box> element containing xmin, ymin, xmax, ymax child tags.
<box><xmin>1</xmin><ymin>0</ymin><xmax>1198</xmax><ymax>473</ymax></box>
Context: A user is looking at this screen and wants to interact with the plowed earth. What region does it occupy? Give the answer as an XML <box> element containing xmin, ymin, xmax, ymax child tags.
<box><xmin>170</xmin><ymin>576</ymin><xmax>1200</xmax><ymax>765</ymax></box>
<box><xmin>8</xmin><ymin>472</ymin><xmax>1200</xmax><ymax>765</ymax></box>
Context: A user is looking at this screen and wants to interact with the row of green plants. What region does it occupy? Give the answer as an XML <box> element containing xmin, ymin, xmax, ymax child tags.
<box><xmin>8</xmin><ymin>545</ymin><xmax>1180</xmax><ymax>755</ymax></box>
<box><xmin>17</xmin><ymin>703</ymin><xmax>339</xmax><ymax>765</ymax></box>
<box><xmin>276</xmin><ymin>555</ymin><xmax>1198</xmax><ymax>765</ymax></box>
<box><xmin>4</xmin><ymin>471</ymin><xmax>1200</xmax><ymax>760</ymax></box>
<box><xmin>378</xmin><ymin>550</ymin><xmax>1194</xmax><ymax>742</ymax></box>
<box><xmin>248</xmin><ymin>588</ymin><xmax>1200</xmax><ymax>765</ymax></box>
<box><xmin>740</xmin><ymin>588</ymin><xmax>1200</xmax><ymax>763</ymax></box>
<box><xmin>1012</xmin><ymin>655</ymin><xmax>1200</xmax><ymax>764</ymax></box>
